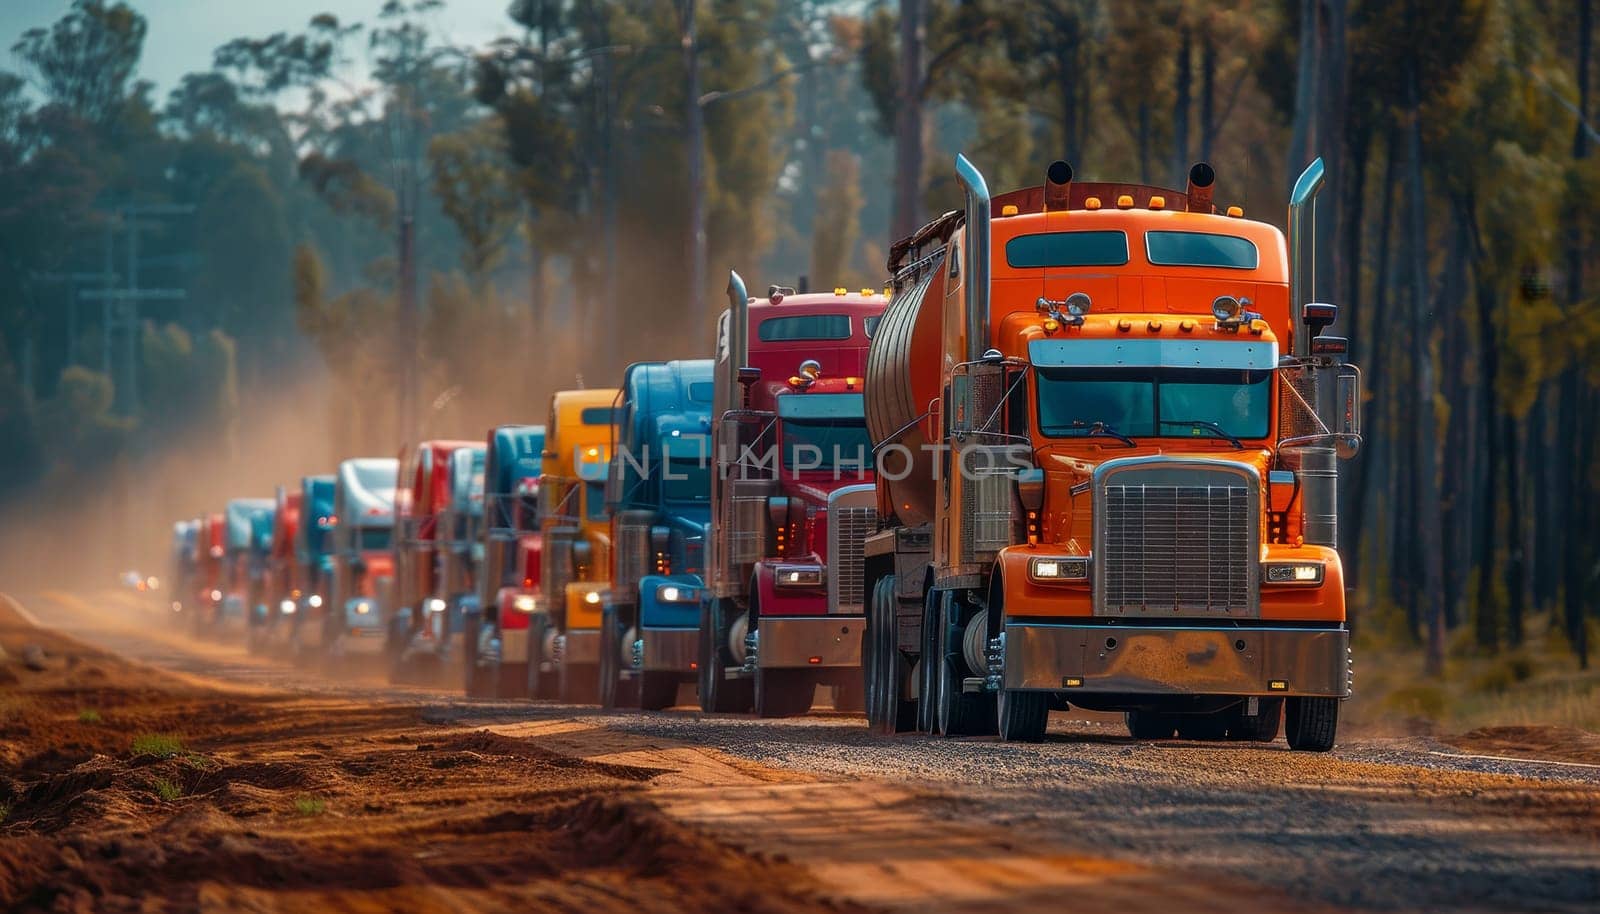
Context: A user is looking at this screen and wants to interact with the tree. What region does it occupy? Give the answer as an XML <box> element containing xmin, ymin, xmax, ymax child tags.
<box><xmin>11</xmin><ymin>0</ymin><xmax>147</xmax><ymax>125</ymax></box>
<box><xmin>810</xmin><ymin>149</ymin><xmax>864</xmax><ymax>286</ymax></box>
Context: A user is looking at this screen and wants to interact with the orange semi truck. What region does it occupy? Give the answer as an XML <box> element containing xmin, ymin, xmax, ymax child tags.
<box><xmin>856</xmin><ymin>156</ymin><xmax>1360</xmax><ymax>749</ymax></box>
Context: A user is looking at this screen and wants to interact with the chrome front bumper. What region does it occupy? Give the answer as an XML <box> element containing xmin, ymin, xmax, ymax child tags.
<box><xmin>757</xmin><ymin>616</ymin><xmax>864</xmax><ymax>669</ymax></box>
<box><xmin>500</xmin><ymin>629</ymin><xmax>529</xmax><ymax>666</ymax></box>
<box><xmin>562</xmin><ymin>628</ymin><xmax>600</xmax><ymax>666</ymax></box>
<box><xmin>640</xmin><ymin>627</ymin><xmax>697</xmax><ymax>672</ymax></box>
<box><xmin>1002</xmin><ymin>622</ymin><xmax>1350</xmax><ymax>697</ymax></box>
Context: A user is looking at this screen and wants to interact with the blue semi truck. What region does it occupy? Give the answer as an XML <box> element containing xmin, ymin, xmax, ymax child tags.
<box><xmin>466</xmin><ymin>424</ymin><xmax>546</xmax><ymax>697</ymax></box>
<box><xmin>599</xmin><ymin>359</ymin><xmax>716</xmax><ymax>710</ymax></box>
<box><xmin>289</xmin><ymin>474</ymin><xmax>337</xmax><ymax>662</ymax></box>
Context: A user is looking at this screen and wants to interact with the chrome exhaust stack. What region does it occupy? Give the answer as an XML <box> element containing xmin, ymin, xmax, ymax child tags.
<box><xmin>955</xmin><ymin>154</ymin><xmax>992</xmax><ymax>364</ymax></box>
<box><xmin>726</xmin><ymin>269</ymin><xmax>753</xmax><ymax>405</ymax></box>
<box><xmin>1288</xmin><ymin>158</ymin><xmax>1324</xmax><ymax>358</ymax></box>
<box><xmin>1186</xmin><ymin>162</ymin><xmax>1216</xmax><ymax>213</ymax></box>
<box><xmin>1044</xmin><ymin>160</ymin><xmax>1072</xmax><ymax>211</ymax></box>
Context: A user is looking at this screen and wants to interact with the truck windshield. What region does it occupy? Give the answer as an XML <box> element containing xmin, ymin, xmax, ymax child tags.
<box><xmin>1035</xmin><ymin>367</ymin><xmax>1271</xmax><ymax>440</ymax></box>
<box><xmin>357</xmin><ymin>528</ymin><xmax>391</xmax><ymax>551</ymax></box>
<box><xmin>585</xmin><ymin>481</ymin><xmax>607</xmax><ymax>521</ymax></box>
<box><xmin>777</xmin><ymin>393</ymin><xmax>872</xmax><ymax>472</ymax></box>
<box><xmin>663</xmin><ymin>457</ymin><xmax>711</xmax><ymax>502</ymax></box>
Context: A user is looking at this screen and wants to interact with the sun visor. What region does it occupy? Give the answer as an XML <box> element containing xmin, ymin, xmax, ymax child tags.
<box><xmin>1028</xmin><ymin>338</ymin><xmax>1277</xmax><ymax>370</ymax></box>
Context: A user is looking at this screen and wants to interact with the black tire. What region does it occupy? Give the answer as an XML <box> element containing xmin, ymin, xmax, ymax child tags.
<box><xmin>755</xmin><ymin>668</ymin><xmax>815</xmax><ymax>718</ymax></box>
<box><xmin>599</xmin><ymin>607</ymin><xmax>636</xmax><ymax>709</ymax></box>
<box><xmin>864</xmin><ymin>575</ymin><xmax>915</xmax><ymax>734</ymax></box>
<box><xmin>997</xmin><ymin>690</ymin><xmax>1049</xmax><ymax>742</ymax></box>
<box><xmin>698</xmin><ymin>598</ymin><xmax>752</xmax><ymax>713</ymax></box>
<box><xmin>987</xmin><ymin>579</ymin><xmax>1043</xmax><ymax>741</ymax></box>
<box><xmin>526</xmin><ymin>615</ymin><xmax>556</xmax><ymax>700</ymax></box>
<box><xmin>934</xmin><ymin>592</ymin><xmax>994</xmax><ymax>737</ymax></box>
<box><xmin>639</xmin><ymin>672</ymin><xmax>680</xmax><ymax>711</ymax></box>
<box><xmin>1175</xmin><ymin>712</ymin><xmax>1230</xmax><ymax>741</ymax></box>
<box><xmin>463</xmin><ymin>614</ymin><xmax>494</xmax><ymax>698</ymax></box>
<box><xmin>1126</xmin><ymin>711</ymin><xmax>1177</xmax><ymax>740</ymax></box>
<box><xmin>1228</xmin><ymin>698</ymin><xmax>1284</xmax><ymax>742</ymax></box>
<box><xmin>1285</xmin><ymin>696</ymin><xmax>1339</xmax><ymax>751</ymax></box>
<box><xmin>916</xmin><ymin>589</ymin><xmax>940</xmax><ymax>734</ymax></box>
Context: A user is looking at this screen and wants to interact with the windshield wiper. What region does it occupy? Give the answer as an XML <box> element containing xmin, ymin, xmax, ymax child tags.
<box><xmin>1161</xmin><ymin>419</ymin><xmax>1244</xmax><ymax>449</ymax></box>
<box><xmin>1066</xmin><ymin>420</ymin><xmax>1137</xmax><ymax>447</ymax></box>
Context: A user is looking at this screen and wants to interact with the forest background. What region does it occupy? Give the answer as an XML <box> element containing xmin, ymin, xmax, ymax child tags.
<box><xmin>1</xmin><ymin>0</ymin><xmax>1596</xmax><ymax>724</ymax></box>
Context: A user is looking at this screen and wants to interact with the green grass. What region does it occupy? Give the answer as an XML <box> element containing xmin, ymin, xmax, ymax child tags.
<box><xmin>130</xmin><ymin>733</ymin><xmax>185</xmax><ymax>759</ymax></box>
<box><xmin>293</xmin><ymin>794</ymin><xmax>326</xmax><ymax>817</ymax></box>
<box><xmin>180</xmin><ymin>751</ymin><xmax>214</xmax><ymax>771</ymax></box>
<box><xmin>1348</xmin><ymin>610</ymin><xmax>1600</xmax><ymax>733</ymax></box>
<box><xmin>77</xmin><ymin>709</ymin><xmax>102</xmax><ymax>724</ymax></box>
<box><xmin>0</xmin><ymin>801</ymin><xmax>11</xmax><ymax>824</ymax></box>
<box><xmin>151</xmin><ymin>777</ymin><xmax>182</xmax><ymax>802</ymax></box>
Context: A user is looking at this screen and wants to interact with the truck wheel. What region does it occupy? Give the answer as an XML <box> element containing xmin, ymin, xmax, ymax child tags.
<box><xmin>463</xmin><ymin>616</ymin><xmax>494</xmax><ymax>698</ymax></box>
<box><xmin>864</xmin><ymin>575</ymin><xmax>915</xmax><ymax>734</ymax></box>
<box><xmin>996</xmin><ymin>690</ymin><xmax>1049</xmax><ymax>742</ymax></box>
<box><xmin>526</xmin><ymin>615</ymin><xmax>555</xmax><ymax>700</ymax></box>
<box><xmin>916</xmin><ymin>589</ymin><xmax>940</xmax><ymax>734</ymax></box>
<box><xmin>1285</xmin><ymin>697</ymin><xmax>1339</xmax><ymax>751</ymax></box>
<box><xmin>599</xmin><ymin>608</ymin><xmax>639</xmax><ymax>709</ymax></box>
<box><xmin>934</xmin><ymin>592</ymin><xmax>994</xmax><ymax>737</ymax></box>
<box><xmin>639</xmin><ymin>672</ymin><xmax>679</xmax><ymax>711</ymax></box>
<box><xmin>698</xmin><ymin>598</ymin><xmax>752</xmax><ymax>713</ymax></box>
<box><xmin>1125</xmin><ymin>711</ymin><xmax>1176</xmax><ymax>740</ymax></box>
<box><xmin>1227</xmin><ymin>698</ymin><xmax>1284</xmax><ymax>742</ymax></box>
<box><xmin>755</xmin><ymin>668</ymin><xmax>815</xmax><ymax>718</ymax></box>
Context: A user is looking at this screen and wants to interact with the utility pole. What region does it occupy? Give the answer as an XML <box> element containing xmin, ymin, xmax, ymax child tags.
<box><xmin>397</xmin><ymin>164</ymin><xmax>419</xmax><ymax>448</ymax></box>
<box><xmin>681</xmin><ymin>0</ymin><xmax>706</xmax><ymax>332</ymax></box>
<box><xmin>79</xmin><ymin>203</ymin><xmax>193</xmax><ymax>418</ymax></box>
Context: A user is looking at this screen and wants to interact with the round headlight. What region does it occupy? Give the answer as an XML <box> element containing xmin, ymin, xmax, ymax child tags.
<box><xmin>1212</xmin><ymin>295</ymin><xmax>1242</xmax><ymax>323</ymax></box>
<box><xmin>584</xmin><ymin>590</ymin><xmax>602</xmax><ymax>605</ymax></box>
<box><xmin>661</xmin><ymin>585</ymin><xmax>681</xmax><ymax>602</ymax></box>
<box><xmin>426</xmin><ymin>598</ymin><xmax>447</xmax><ymax>613</ymax></box>
<box><xmin>513</xmin><ymin>595</ymin><xmax>537</xmax><ymax>613</ymax></box>
<box><xmin>308</xmin><ymin>594</ymin><xmax>324</xmax><ymax>608</ymax></box>
<box><xmin>1065</xmin><ymin>291</ymin><xmax>1091</xmax><ymax>318</ymax></box>
<box><xmin>280</xmin><ymin>600</ymin><xmax>296</xmax><ymax>614</ymax></box>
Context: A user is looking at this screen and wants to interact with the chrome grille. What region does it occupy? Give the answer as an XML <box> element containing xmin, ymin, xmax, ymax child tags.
<box><xmin>960</xmin><ymin>446</ymin><xmax>1015</xmax><ymax>564</ymax></box>
<box><xmin>613</xmin><ymin>517</ymin><xmax>651</xmax><ymax>600</ymax></box>
<box><xmin>826</xmin><ymin>485</ymin><xmax>876</xmax><ymax>614</ymax></box>
<box><xmin>542</xmin><ymin>528</ymin><xmax>577</xmax><ymax>610</ymax></box>
<box><xmin>1096</xmin><ymin>463</ymin><xmax>1258</xmax><ymax>617</ymax></box>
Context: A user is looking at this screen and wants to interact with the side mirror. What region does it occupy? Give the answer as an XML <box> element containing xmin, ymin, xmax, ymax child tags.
<box><xmin>1336</xmin><ymin>371</ymin><xmax>1361</xmax><ymax>459</ymax></box>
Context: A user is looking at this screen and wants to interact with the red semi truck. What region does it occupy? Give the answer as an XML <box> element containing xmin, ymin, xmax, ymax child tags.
<box><xmin>391</xmin><ymin>439</ymin><xmax>479</xmax><ymax>682</ymax></box>
<box><xmin>698</xmin><ymin>281</ymin><xmax>887</xmax><ymax>716</ymax></box>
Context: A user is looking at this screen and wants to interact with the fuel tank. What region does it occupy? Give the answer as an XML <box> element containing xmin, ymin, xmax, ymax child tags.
<box><xmin>865</xmin><ymin>262</ymin><xmax>949</xmax><ymax>526</ymax></box>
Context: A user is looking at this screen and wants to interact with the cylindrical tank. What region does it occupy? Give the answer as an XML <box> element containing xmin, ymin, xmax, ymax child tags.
<box><xmin>1299</xmin><ymin>447</ymin><xmax>1338</xmax><ymax>547</ymax></box>
<box><xmin>865</xmin><ymin>264</ymin><xmax>948</xmax><ymax>526</ymax></box>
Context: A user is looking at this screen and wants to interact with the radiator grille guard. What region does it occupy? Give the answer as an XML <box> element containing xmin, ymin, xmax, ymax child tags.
<box><xmin>826</xmin><ymin>485</ymin><xmax>876</xmax><ymax>614</ymax></box>
<box><xmin>612</xmin><ymin>514</ymin><xmax>653</xmax><ymax>601</ymax></box>
<box><xmin>1091</xmin><ymin>457</ymin><xmax>1260</xmax><ymax>618</ymax></box>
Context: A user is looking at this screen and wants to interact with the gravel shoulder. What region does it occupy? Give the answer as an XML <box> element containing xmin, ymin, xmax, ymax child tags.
<box><xmin>8</xmin><ymin>589</ymin><xmax>1600</xmax><ymax>913</ymax></box>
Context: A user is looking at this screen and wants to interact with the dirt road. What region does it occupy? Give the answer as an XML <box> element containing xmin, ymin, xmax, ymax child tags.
<box><xmin>3</xmin><ymin>590</ymin><xmax>1597</xmax><ymax>913</ymax></box>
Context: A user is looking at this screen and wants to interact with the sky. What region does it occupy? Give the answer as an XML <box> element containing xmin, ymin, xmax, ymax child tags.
<box><xmin>1</xmin><ymin>0</ymin><xmax>516</xmax><ymax>97</ymax></box>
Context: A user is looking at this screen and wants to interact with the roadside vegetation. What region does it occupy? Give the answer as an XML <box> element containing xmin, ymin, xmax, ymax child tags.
<box><xmin>130</xmin><ymin>733</ymin><xmax>184</xmax><ymax>759</ymax></box>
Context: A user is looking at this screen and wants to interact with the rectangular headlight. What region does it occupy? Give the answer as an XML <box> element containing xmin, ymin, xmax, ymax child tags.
<box><xmin>773</xmin><ymin>565</ymin><xmax>824</xmax><ymax>588</ymax></box>
<box><xmin>655</xmin><ymin>583</ymin><xmax>701</xmax><ymax>603</ymax></box>
<box><xmin>512</xmin><ymin>595</ymin><xmax>539</xmax><ymax>613</ymax></box>
<box><xmin>1262</xmin><ymin>562</ymin><xmax>1324</xmax><ymax>585</ymax></box>
<box><xmin>1029</xmin><ymin>556</ymin><xmax>1089</xmax><ymax>582</ymax></box>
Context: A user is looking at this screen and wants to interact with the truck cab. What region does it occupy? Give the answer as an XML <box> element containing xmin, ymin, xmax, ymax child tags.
<box><xmin>288</xmin><ymin>474</ymin><xmax>337</xmax><ymax>662</ymax></box>
<box><xmin>190</xmin><ymin>512</ymin><xmax>226</xmax><ymax>634</ymax></box>
<box><xmin>259</xmin><ymin>488</ymin><xmax>303</xmax><ymax>654</ymax></box>
<box><xmin>526</xmin><ymin>389</ymin><xmax>620</xmax><ymax>703</ymax></box>
<box><xmin>168</xmin><ymin>520</ymin><xmax>198</xmax><ymax>619</ymax></box>
<box><xmin>390</xmin><ymin>439</ymin><xmax>479</xmax><ymax>683</ymax></box>
<box><xmin>223</xmin><ymin>498</ymin><xmax>275</xmax><ymax>639</ymax></box>
<box><xmin>700</xmin><ymin>283</ymin><xmax>886</xmax><ymax>717</ymax></box>
<box><xmin>466</xmin><ymin>424</ymin><xmax>545</xmax><ymax>698</ymax></box>
<box><xmin>858</xmin><ymin>156</ymin><xmax>1361</xmax><ymax>749</ymax></box>
<box><xmin>599</xmin><ymin>359</ymin><xmax>715</xmax><ymax>710</ymax></box>
<box><xmin>327</xmin><ymin>457</ymin><xmax>398</xmax><ymax>659</ymax></box>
